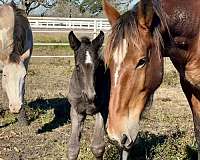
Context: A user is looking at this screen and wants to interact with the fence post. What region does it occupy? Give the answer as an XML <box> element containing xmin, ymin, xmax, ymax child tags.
<box><xmin>94</xmin><ymin>19</ymin><xmax>97</xmax><ymax>38</ymax></box>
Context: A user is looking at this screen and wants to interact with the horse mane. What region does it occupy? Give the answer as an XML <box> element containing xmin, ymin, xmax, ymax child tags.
<box><xmin>104</xmin><ymin>0</ymin><xmax>168</xmax><ymax>65</ymax></box>
<box><xmin>9</xmin><ymin>2</ymin><xmax>29</xmax><ymax>63</ymax></box>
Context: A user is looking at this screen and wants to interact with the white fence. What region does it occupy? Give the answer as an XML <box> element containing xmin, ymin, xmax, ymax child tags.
<box><xmin>28</xmin><ymin>17</ymin><xmax>111</xmax><ymax>58</ymax></box>
<box><xmin>29</xmin><ymin>17</ymin><xmax>110</xmax><ymax>35</ymax></box>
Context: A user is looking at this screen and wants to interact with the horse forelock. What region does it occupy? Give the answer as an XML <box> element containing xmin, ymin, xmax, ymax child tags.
<box><xmin>104</xmin><ymin>0</ymin><xmax>168</xmax><ymax>66</ymax></box>
<box><xmin>9</xmin><ymin>53</ymin><xmax>21</xmax><ymax>64</ymax></box>
<box><xmin>104</xmin><ymin>11</ymin><xmax>145</xmax><ymax>66</ymax></box>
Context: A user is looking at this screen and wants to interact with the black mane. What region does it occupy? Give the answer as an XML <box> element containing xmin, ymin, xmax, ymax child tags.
<box><xmin>9</xmin><ymin>2</ymin><xmax>30</xmax><ymax>63</ymax></box>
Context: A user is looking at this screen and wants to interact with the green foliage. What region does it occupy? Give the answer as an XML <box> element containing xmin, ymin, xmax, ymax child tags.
<box><xmin>79</xmin><ymin>0</ymin><xmax>102</xmax><ymax>16</ymax></box>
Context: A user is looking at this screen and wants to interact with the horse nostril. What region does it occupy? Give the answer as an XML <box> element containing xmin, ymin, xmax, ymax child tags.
<box><xmin>121</xmin><ymin>134</ymin><xmax>128</xmax><ymax>145</ymax></box>
<box><xmin>82</xmin><ymin>91</ymin><xmax>88</xmax><ymax>101</ymax></box>
<box><xmin>120</xmin><ymin>134</ymin><xmax>133</xmax><ymax>150</ymax></box>
<box><xmin>82</xmin><ymin>90</ymin><xmax>96</xmax><ymax>103</ymax></box>
<box><xmin>91</xmin><ymin>92</ymin><xmax>96</xmax><ymax>99</ymax></box>
<box><xmin>89</xmin><ymin>93</ymin><xmax>96</xmax><ymax>102</ymax></box>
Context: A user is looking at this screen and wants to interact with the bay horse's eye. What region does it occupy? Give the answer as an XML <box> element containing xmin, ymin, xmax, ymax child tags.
<box><xmin>136</xmin><ymin>57</ymin><xmax>147</xmax><ymax>69</ymax></box>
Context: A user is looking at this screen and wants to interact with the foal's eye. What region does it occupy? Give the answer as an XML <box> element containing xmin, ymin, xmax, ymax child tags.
<box><xmin>76</xmin><ymin>64</ymin><xmax>80</xmax><ymax>71</ymax></box>
<box><xmin>3</xmin><ymin>74</ymin><xmax>6</xmax><ymax>77</ymax></box>
<box><xmin>136</xmin><ymin>57</ymin><xmax>148</xmax><ymax>69</ymax></box>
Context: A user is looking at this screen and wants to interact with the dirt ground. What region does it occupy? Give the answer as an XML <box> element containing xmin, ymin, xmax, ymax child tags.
<box><xmin>0</xmin><ymin>47</ymin><xmax>198</xmax><ymax>160</ymax></box>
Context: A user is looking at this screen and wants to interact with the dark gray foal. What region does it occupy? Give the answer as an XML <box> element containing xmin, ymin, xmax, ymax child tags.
<box><xmin>68</xmin><ymin>31</ymin><xmax>110</xmax><ymax>160</ymax></box>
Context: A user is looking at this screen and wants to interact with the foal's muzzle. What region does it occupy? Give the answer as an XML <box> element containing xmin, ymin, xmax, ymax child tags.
<box><xmin>82</xmin><ymin>90</ymin><xmax>96</xmax><ymax>103</ymax></box>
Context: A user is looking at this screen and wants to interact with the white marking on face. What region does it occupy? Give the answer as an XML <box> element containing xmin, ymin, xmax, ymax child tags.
<box><xmin>2</xmin><ymin>62</ymin><xmax>26</xmax><ymax>113</ymax></box>
<box><xmin>85</xmin><ymin>51</ymin><xmax>93</xmax><ymax>64</ymax></box>
<box><xmin>113</xmin><ymin>39</ymin><xmax>128</xmax><ymax>86</ymax></box>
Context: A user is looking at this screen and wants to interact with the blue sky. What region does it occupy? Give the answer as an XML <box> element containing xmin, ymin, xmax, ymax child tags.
<box><xmin>130</xmin><ymin>0</ymin><xmax>140</xmax><ymax>7</ymax></box>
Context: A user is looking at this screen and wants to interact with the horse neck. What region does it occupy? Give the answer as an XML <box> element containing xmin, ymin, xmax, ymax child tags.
<box><xmin>69</xmin><ymin>69</ymin><xmax>83</xmax><ymax>99</ymax></box>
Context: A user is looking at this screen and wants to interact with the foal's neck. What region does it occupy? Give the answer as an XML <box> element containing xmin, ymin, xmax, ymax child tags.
<box><xmin>68</xmin><ymin>70</ymin><xmax>83</xmax><ymax>100</ymax></box>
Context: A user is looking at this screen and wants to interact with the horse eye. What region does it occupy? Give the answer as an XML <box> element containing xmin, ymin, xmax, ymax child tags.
<box><xmin>136</xmin><ymin>57</ymin><xmax>147</xmax><ymax>69</ymax></box>
<box><xmin>76</xmin><ymin>64</ymin><xmax>80</xmax><ymax>71</ymax></box>
<box><xmin>3</xmin><ymin>74</ymin><xmax>6</xmax><ymax>77</ymax></box>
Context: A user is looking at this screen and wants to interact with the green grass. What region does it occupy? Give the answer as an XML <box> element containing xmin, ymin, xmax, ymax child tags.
<box><xmin>163</xmin><ymin>70</ymin><xmax>179</xmax><ymax>87</ymax></box>
<box><xmin>0</xmin><ymin>47</ymin><xmax>197</xmax><ymax>160</ymax></box>
<box><xmin>33</xmin><ymin>33</ymin><xmax>68</xmax><ymax>43</ymax></box>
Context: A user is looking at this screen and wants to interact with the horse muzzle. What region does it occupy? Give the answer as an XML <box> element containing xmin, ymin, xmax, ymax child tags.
<box><xmin>9</xmin><ymin>103</ymin><xmax>22</xmax><ymax>114</ymax></box>
<box><xmin>107</xmin><ymin>121</ymin><xmax>139</xmax><ymax>150</ymax></box>
<box><xmin>82</xmin><ymin>90</ymin><xmax>96</xmax><ymax>103</ymax></box>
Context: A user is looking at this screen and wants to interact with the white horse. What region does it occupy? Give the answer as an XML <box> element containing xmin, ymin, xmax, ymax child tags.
<box><xmin>0</xmin><ymin>4</ymin><xmax>33</xmax><ymax>123</ymax></box>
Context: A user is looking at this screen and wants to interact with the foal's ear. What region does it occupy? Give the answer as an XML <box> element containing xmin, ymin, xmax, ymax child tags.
<box><xmin>103</xmin><ymin>0</ymin><xmax>120</xmax><ymax>26</ymax></box>
<box><xmin>68</xmin><ymin>31</ymin><xmax>81</xmax><ymax>50</ymax></box>
<box><xmin>92</xmin><ymin>31</ymin><xmax>104</xmax><ymax>49</ymax></box>
<box><xmin>137</xmin><ymin>0</ymin><xmax>154</xmax><ymax>30</ymax></box>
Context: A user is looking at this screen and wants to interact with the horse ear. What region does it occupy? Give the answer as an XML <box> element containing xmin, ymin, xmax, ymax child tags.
<box><xmin>20</xmin><ymin>49</ymin><xmax>30</xmax><ymax>61</ymax></box>
<box><xmin>92</xmin><ymin>31</ymin><xmax>104</xmax><ymax>49</ymax></box>
<box><xmin>103</xmin><ymin>0</ymin><xmax>120</xmax><ymax>26</ymax></box>
<box><xmin>68</xmin><ymin>31</ymin><xmax>81</xmax><ymax>51</ymax></box>
<box><xmin>137</xmin><ymin>0</ymin><xmax>154</xmax><ymax>30</ymax></box>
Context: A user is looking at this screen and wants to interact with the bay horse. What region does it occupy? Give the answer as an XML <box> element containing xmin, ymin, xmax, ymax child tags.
<box><xmin>0</xmin><ymin>3</ymin><xmax>33</xmax><ymax>124</ymax></box>
<box><xmin>103</xmin><ymin>0</ymin><xmax>200</xmax><ymax>159</ymax></box>
<box><xmin>68</xmin><ymin>31</ymin><xmax>110</xmax><ymax>160</ymax></box>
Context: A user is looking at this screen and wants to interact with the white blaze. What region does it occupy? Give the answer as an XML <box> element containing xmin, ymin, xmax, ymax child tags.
<box><xmin>113</xmin><ymin>39</ymin><xmax>128</xmax><ymax>86</ymax></box>
<box><xmin>85</xmin><ymin>51</ymin><xmax>93</xmax><ymax>64</ymax></box>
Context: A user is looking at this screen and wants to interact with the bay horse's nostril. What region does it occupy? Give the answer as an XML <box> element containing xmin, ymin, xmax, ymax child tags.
<box><xmin>120</xmin><ymin>134</ymin><xmax>133</xmax><ymax>150</ymax></box>
<box><xmin>121</xmin><ymin>134</ymin><xmax>128</xmax><ymax>145</ymax></box>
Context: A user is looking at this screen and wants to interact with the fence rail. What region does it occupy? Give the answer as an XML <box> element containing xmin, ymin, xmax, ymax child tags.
<box><xmin>29</xmin><ymin>17</ymin><xmax>110</xmax><ymax>58</ymax></box>
<box><xmin>29</xmin><ymin>17</ymin><xmax>110</xmax><ymax>33</ymax></box>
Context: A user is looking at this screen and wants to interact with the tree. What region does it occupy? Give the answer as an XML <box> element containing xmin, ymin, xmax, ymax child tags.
<box><xmin>0</xmin><ymin>0</ymin><xmax>57</xmax><ymax>15</ymax></box>
<box><xmin>72</xmin><ymin>0</ymin><xmax>133</xmax><ymax>17</ymax></box>
<box><xmin>23</xmin><ymin>0</ymin><xmax>57</xmax><ymax>15</ymax></box>
<box><xmin>79</xmin><ymin>0</ymin><xmax>102</xmax><ymax>16</ymax></box>
<box><xmin>45</xmin><ymin>0</ymin><xmax>91</xmax><ymax>17</ymax></box>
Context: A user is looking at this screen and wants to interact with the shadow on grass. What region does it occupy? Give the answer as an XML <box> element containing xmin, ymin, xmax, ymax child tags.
<box><xmin>127</xmin><ymin>130</ymin><xmax>198</xmax><ymax>160</ymax></box>
<box><xmin>105</xmin><ymin>129</ymin><xmax>198</xmax><ymax>160</ymax></box>
<box><xmin>0</xmin><ymin>107</ymin><xmax>18</xmax><ymax>128</ymax></box>
<box><xmin>127</xmin><ymin>131</ymin><xmax>167</xmax><ymax>160</ymax></box>
<box><xmin>104</xmin><ymin>131</ymin><xmax>168</xmax><ymax>160</ymax></box>
<box><xmin>28</xmin><ymin>97</ymin><xmax>71</xmax><ymax>134</ymax></box>
<box><xmin>185</xmin><ymin>145</ymin><xmax>198</xmax><ymax>160</ymax></box>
